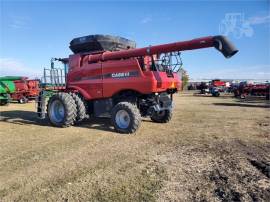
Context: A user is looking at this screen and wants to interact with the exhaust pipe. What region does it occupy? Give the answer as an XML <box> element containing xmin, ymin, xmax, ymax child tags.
<box><xmin>213</xmin><ymin>35</ymin><xmax>238</xmax><ymax>58</ymax></box>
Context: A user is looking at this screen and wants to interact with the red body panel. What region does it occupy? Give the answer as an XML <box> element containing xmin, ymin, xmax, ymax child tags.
<box><xmin>243</xmin><ymin>84</ymin><xmax>270</xmax><ymax>96</ymax></box>
<box><xmin>66</xmin><ymin>35</ymin><xmax>237</xmax><ymax>100</ymax></box>
<box><xmin>67</xmin><ymin>57</ymin><xmax>181</xmax><ymax>100</ymax></box>
<box><xmin>14</xmin><ymin>80</ymin><xmax>28</xmax><ymax>92</ymax></box>
<box><xmin>27</xmin><ymin>80</ymin><xmax>40</xmax><ymax>97</ymax></box>
<box><xmin>212</xmin><ymin>80</ymin><xmax>226</xmax><ymax>87</ymax></box>
<box><xmin>10</xmin><ymin>79</ymin><xmax>40</xmax><ymax>101</ymax></box>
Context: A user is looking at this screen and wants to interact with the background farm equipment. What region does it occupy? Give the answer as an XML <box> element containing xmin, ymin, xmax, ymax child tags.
<box><xmin>234</xmin><ymin>82</ymin><xmax>270</xmax><ymax>100</ymax></box>
<box><xmin>37</xmin><ymin>34</ymin><xmax>238</xmax><ymax>133</ymax></box>
<box><xmin>196</xmin><ymin>82</ymin><xmax>209</xmax><ymax>94</ymax></box>
<box><xmin>0</xmin><ymin>76</ymin><xmax>40</xmax><ymax>105</ymax></box>
<box><xmin>196</xmin><ymin>79</ymin><xmax>230</xmax><ymax>97</ymax></box>
<box><xmin>12</xmin><ymin>78</ymin><xmax>40</xmax><ymax>103</ymax></box>
<box><xmin>209</xmin><ymin>79</ymin><xmax>227</xmax><ymax>97</ymax></box>
<box><xmin>0</xmin><ymin>76</ymin><xmax>16</xmax><ymax>105</ymax></box>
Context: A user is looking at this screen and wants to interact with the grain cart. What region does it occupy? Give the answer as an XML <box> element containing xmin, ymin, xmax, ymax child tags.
<box><xmin>0</xmin><ymin>76</ymin><xmax>17</xmax><ymax>105</ymax></box>
<box><xmin>37</xmin><ymin>35</ymin><xmax>238</xmax><ymax>133</ymax></box>
<box><xmin>0</xmin><ymin>76</ymin><xmax>40</xmax><ymax>104</ymax></box>
<box><xmin>11</xmin><ymin>78</ymin><xmax>40</xmax><ymax>103</ymax></box>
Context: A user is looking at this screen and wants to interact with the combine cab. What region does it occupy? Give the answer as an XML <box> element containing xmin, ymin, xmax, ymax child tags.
<box><xmin>37</xmin><ymin>34</ymin><xmax>238</xmax><ymax>133</ymax></box>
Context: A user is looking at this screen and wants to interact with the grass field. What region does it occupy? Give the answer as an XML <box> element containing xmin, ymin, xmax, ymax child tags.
<box><xmin>0</xmin><ymin>92</ymin><xmax>269</xmax><ymax>201</ymax></box>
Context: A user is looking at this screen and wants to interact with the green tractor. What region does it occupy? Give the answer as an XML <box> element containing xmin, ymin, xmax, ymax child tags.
<box><xmin>0</xmin><ymin>76</ymin><xmax>20</xmax><ymax>105</ymax></box>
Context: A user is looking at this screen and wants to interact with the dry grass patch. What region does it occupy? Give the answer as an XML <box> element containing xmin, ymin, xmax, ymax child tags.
<box><xmin>0</xmin><ymin>92</ymin><xmax>269</xmax><ymax>201</ymax></box>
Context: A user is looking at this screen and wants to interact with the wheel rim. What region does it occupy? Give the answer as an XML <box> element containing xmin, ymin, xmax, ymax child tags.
<box><xmin>156</xmin><ymin>110</ymin><xmax>166</xmax><ymax>117</ymax></box>
<box><xmin>50</xmin><ymin>100</ymin><xmax>65</xmax><ymax>123</ymax></box>
<box><xmin>115</xmin><ymin>110</ymin><xmax>130</xmax><ymax>129</ymax></box>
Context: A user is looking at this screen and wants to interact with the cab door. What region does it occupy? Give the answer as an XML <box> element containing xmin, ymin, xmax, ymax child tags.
<box><xmin>68</xmin><ymin>60</ymin><xmax>103</xmax><ymax>100</ymax></box>
<box><xmin>82</xmin><ymin>62</ymin><xmax>103</xmax><ymax>99</ymax></box>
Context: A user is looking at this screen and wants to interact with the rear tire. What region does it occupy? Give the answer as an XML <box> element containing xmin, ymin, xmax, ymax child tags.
<box><xmin>111</xmin><ymin>102</ymin><xmax>141</xmax><ymax>134</ymax></box>
<box><xmin>212</xmin><ymin>92</ymin><xmax>220</xmax><ymax>97</ymax></box>
<box><xmin>151</xmin><ymin>109</ymin><xmax>172</xmax><ymax>123</ymax></box>
<box><xmin>1</xmin><ymin>94</ymin><xmax>11</xmax><ymax>106</ymax></box>
<box><xmin>69</xmin><ymin>93</ymin><xmax>87</xmax><ymax>123</ymax></box>
<box><xmin>0</xmin><ymin>100</ymin><xmax>9</xmax><ymax>106</ymax></box>
<box><xmin>47</xmin><ymin>92</ymin><xmax>77</xmax><ymax>127</ymax></box>
<box><xmin>18</xmin><ymin>97</ymin><xmax>28</xmax><ymax>104</ymax></box>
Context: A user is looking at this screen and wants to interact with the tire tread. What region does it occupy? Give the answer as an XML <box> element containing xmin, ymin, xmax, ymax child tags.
<box><xmin>69</xmin><ymin>93</ymin><xmax>87</xmax><ymax>123</ymax></box>
<box><xmin>151</xmin><ymin>109</ymin><xmax>172</xmax><ymax>123</ymax></box>
<box><xmin>47</xmin><ymin>92</ymin><xmax>77</xmax><ymax>127</ymax></box>
<box><xmin>111</xmin><ymin>102</ymin><xmax>141</xmax><ymax>134</ymax></box>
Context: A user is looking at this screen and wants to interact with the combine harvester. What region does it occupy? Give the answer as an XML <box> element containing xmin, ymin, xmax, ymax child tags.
<box><xmin>0</xmin><ymin>76</ymin><xmax>40</xmax><ymax>105</ymax></box>
<box><xmin>37</xmin><ymin>34</ymin><xmax>238</xmax><ymax>133</ymax></box>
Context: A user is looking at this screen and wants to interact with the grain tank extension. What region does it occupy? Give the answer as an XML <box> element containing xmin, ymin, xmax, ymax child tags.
<box><xmin>38</xmin><ymin>34</ymin><xmax>238</xmax><ymax>133</ymax></box>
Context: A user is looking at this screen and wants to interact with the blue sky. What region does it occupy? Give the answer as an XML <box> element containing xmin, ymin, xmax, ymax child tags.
<box><xmin>0</xmin><ymin>0</ymin><xmax>269</xmax><ymax>80</ymax></box>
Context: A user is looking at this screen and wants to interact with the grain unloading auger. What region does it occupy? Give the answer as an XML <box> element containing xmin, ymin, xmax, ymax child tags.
<box><xmin>84</xmin><ymin>35</ymin><xmax>238</xmax><ymax>62</ymax></box>
<box><xmin>37</xmin><ymin>34</ymin><xmax>238</xmax><ymax>133</ymax></box>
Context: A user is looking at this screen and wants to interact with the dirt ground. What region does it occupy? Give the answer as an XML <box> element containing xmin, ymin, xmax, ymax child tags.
<box><xmin>0</xmin><ymin>92</ymin><xmax>269</xmax><ymax>201</ymax></box>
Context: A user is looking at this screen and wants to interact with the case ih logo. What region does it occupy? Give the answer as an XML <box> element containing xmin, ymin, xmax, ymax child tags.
<box><xmin>74</xmin><ymin>71</ymin><xmax>139</xmax><ymax>81</ymax></box>
<box><xmin>105</xmin><ymin>71</ymin><xmax>139</xmax><ymax>79</ymax></box>
<box><xmin>111</xmin><ymin>72</ymin><xmax>130</xmax><ymax>78</ymax></box>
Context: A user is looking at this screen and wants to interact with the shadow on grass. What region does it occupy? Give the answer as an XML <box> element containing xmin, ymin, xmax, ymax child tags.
<box><xmin>193</xmin><ymin>93</ymin><xmax>234</xmax><ymax>99</ymax></box>
<box><xmin>0</xmin><ymin>110</ymin><xmax>50</xmax><ymax>126</ymax></box>
<box><xmin>235</xmin><ymin>97</ymin><xmax>270</xmax><ymax>104</ymax></box>
<box><xmin>0</xmin><ymin>110</ymin><xmax>115</xmax><ymax>132</ymax></box>
<box><xmin>213</xmin><ymin>103</ymin><xmax>270</xmax><ymax>108</ymax></box>
<box><xmin>78</xmin><ymin>117</ymin><xmax>115</xmax><ymax>132</ymax></box>
<box><xmin>78</xmin><ymin>117</ymin><xmax>153</xmax><ymax>132</ymax></box>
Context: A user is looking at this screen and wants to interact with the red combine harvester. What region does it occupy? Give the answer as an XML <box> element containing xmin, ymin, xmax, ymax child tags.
<box><xmin>12</xmin><ymin>78</ymin><xmax>40</xmax><ymax>103</ymax></box>
<box><xmin>234</xmin><ymin>82</ymin><xmax>270</xmax><ymax>100</ymax></box>
<box><xmin>37</xmin><ymin>35</ymin><xmax>238</xmax><ymax>133</ymax></box>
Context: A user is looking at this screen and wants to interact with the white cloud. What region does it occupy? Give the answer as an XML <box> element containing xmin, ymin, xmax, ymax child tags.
<box><xmin>9</xmin><ymin>16</ymin><xmax>30</xmax><ymax>29</ymax></box>
<box><xmin>219</xmin><ymin>13</ymin><xmax>269</xmax><ymax>39</ymax></box>
<box><xmin>141</xmin><ymin>17</ymin><xmax>152</xmax><ymax>24</ymax></box>
<box><xmin>0</xmin><ymin>58</ymin><xmax>41</xmax><ymax>78</ymax></box>
<box><xmin>248</xmin><ymin>15</ymin><xmax>270</xmax><ymax>25</ymax></box>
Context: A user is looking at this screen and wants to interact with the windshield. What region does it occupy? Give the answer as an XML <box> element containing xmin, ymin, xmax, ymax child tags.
<box><xmin>153</xmin><ymin>52</ymin><xmax>183</xmax><ymax>73</ymax></box>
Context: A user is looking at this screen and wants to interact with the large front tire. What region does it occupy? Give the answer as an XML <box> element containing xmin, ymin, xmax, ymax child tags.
<box><xmin>151</xmin><ymin>109</ymin><xmax>172</xmax><ymax>123</ymax></box>
<box><xmin>47</xmin><ymin>93</ymin><xmax>77</xmax><ymax>127</ymax></box>
<box><xmin>111</xmin><ymin>102</ymin><xmax>141</xmax><ymax>134</ymax></box>
<box><xmin>69</xmin><ymin>93</ymin><xmax>87</xmax><ymax>123</ymax></box>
